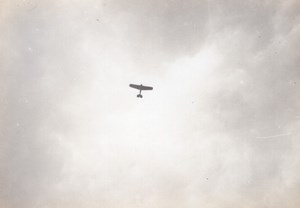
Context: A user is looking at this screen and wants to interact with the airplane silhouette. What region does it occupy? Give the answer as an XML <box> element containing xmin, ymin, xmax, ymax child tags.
<box><xmin>129</xmin><ymin>84</ymin><xmax>153</xmax><ymax>98</ymax></box>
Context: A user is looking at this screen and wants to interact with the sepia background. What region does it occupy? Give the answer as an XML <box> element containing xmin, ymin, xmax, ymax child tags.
<box><xmin>0</xmin><ymin>0</ymin><xmax>299</xmax><ymax>207</ymax></box>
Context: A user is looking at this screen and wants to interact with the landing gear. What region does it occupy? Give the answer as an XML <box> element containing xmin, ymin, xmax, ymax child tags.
<box><xmin>137</xmin><ymin>94</ymin><xmax>143</xmax><ymax>98</ymax></box>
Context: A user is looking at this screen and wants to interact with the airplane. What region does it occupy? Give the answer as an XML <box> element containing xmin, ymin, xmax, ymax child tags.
<box><xmin>129</xmin><ymin>84</ymin><xmax>153</xmax><ymax>98</ymax></box>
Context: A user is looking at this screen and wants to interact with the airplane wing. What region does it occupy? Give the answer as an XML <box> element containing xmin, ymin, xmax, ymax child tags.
<box><xmin>140</xmin><ymin>85</ymin><xmax>153</xmax><ymax>90</ymax></box>
<box><xmin>129</xmin><ymin>84</ymin><xmax>142</xmax><ymax>90</ymax></box>
<box><xmin>129</xmin><ymin>84</ymin><xmax>153</xmax><ymax>90</ymax></box>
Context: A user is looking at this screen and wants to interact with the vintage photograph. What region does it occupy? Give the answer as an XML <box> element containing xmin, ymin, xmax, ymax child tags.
<box><xmin>0</xmin><ymin>0</ymin><xmax>299</xmax><ymax>207</ymax></box>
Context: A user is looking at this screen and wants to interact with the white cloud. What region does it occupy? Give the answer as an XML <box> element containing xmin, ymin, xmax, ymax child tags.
<box><xmin>0</xmin><ymin>0</ymin><xmax>299</xmax><ymax>207</ymax></box>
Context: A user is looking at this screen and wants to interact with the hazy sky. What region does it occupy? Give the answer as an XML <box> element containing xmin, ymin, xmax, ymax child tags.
<box><xmin>0</xmin><ymin>0</ymin><xmax>299</xmax><ymax>207</ymax></box>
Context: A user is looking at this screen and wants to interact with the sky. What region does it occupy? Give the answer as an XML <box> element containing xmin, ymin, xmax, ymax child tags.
<box><xmin>0</xmin><ymin>0</ymin><xmax>299</xmax><ymax>207</ymax></box>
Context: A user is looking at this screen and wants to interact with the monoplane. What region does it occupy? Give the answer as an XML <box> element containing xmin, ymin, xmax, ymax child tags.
<box><xmin>129</xmin><ymin>84</ymin><xmax>153</xmax><ymax>98</ymax></box>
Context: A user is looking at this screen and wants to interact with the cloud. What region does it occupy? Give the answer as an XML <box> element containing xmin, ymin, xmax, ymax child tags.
<box><xmin>0</xmin><ymin>0</ymin><xmax>299</xmax><ymax>207</ymax></box>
